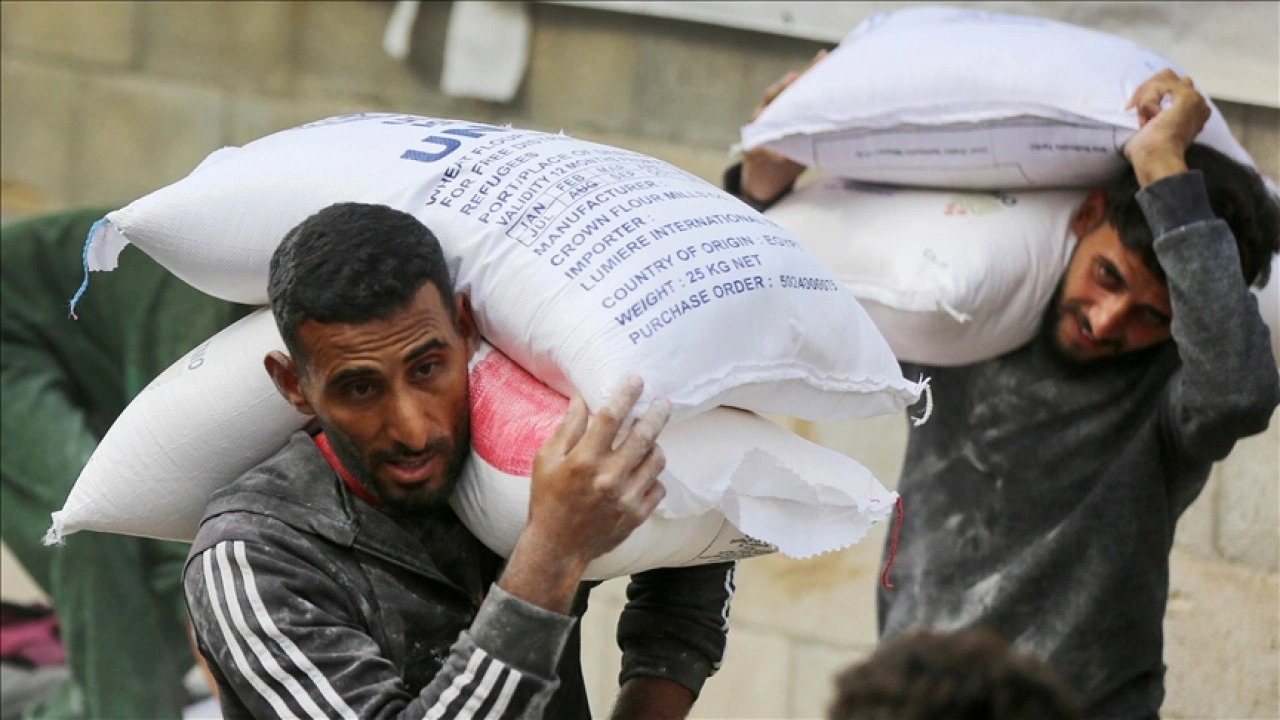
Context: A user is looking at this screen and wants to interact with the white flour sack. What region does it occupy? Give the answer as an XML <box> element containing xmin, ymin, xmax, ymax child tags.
<box><xmin>49</xmin><ymin>320</ymin><xmax>896</xmax><ymax>577</ymax></box>
<box><xmin>764</xmin><ymin>178</ymin><xmax>1088</xmax><ymax>365</ymax></box>
<box><xmin>82</xmin><ymin>115</ymin><xmax>924</xmax><ymax>423</ymax></box>
<box><xmin>47</xmin><ymin>309</ymin><xmax>308</xmax><ymax>543</ymax></box>
<box><xmin>454</xmin><ymin>343</ymin><xmax>898</xmax><ymax>580</ymax></box>
<box><xmin>741</xmin><ymin>5</ymin><xmax>1261</xmax><ymax>190</ymax></box>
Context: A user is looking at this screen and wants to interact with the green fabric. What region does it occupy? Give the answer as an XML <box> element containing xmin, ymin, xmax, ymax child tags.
<box><xmin>1</xmin><ymin>208</ymin><xmax>255</xmax><ymax>719</ymax></box>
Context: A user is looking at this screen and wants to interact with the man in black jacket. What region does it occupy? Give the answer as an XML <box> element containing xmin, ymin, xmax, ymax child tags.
<box><xmin>183</xmin><ymin>202</ymin><xmax>735</xmax><ymax>719</ymax></box>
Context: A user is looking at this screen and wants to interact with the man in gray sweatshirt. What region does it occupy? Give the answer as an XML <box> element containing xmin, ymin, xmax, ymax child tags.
<box><xmin>731</xmin><ymin>69</ymin><xmax>1280</xmax><ymax>718</ymax></box>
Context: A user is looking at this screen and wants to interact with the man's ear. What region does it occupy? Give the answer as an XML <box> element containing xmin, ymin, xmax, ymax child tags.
<box><xmin>454</xmin><ymin>292</ymin><xmax>479</xmax><ymax>355</ymax></box>
<box><xmin>265</xmin><ymin>351</ymin><xmax>315</xmax><ymax>417</ymax></box>
<box><xmin>1071</xmin><ymin>189</ymin><xmax>1108</xmax><ymax>238</ymax></box>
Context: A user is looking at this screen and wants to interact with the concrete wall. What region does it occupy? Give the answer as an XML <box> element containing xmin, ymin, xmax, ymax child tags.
<box><xmin>2</xmin><ymin>2</ymin><xmax>1276</xmax><ymax>718</ymax></box>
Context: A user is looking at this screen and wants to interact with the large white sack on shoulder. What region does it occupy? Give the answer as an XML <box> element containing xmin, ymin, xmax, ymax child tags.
<box><xmin>742</xmin><ymin>5</ymin><xmax>1260</xmax><ymax>190</ymax></box>
<box><xmin>765</xmin><ymin>177</ymin><xmax>1088</xmax><ymax>365</ymax></box>
<box><xmin>46</xmin><ymin>317</ymin><xmax>895</xmax><ymax>555</ymax></box>
<box><xmin>453</xmin><ymin>343</ymin><xmax>897</xmax><ymax>580</ymax></box>
<box><xmin>46</xmin><ymin>309</ymin><xmax>307</xmax><ymax>544</ymax></box>
<box><xmin>81</xmin><ymin>115</ymin><xmax>923</xmax><ymax>423</ymax></box>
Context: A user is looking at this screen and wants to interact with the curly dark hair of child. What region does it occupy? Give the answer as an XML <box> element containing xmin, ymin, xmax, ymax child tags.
<box><xmin>828</xmin><ymin>627</ymin><xmax>1080</xmax><ymax>720</ymax></box>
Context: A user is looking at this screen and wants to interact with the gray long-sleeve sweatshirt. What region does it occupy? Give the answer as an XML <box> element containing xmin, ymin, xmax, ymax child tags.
<box><xmin>879</xmin><ymin>170</ymin><xmax>1280</xmax><ymax>718</ymax></box>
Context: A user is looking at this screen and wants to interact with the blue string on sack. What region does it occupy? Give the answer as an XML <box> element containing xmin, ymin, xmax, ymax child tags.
<box><xmin>68</xmin><ymin>218</ymin><xmax>107</xmax><ymax>320</ymax></box>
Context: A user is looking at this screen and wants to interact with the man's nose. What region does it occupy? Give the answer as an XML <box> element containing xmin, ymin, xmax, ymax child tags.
<box><xmin>1087</xmin><ymin>297</ymin><xmax>1129</xmax><ymax>340</ymax></box>
<box><xmin>384</xmin><ymin>392</ymin><xmax>433</xmax><ymax>450</ymax></box>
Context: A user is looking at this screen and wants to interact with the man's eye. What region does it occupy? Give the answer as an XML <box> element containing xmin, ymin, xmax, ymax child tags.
<box><xmin>345</xmin><ymin>381</ymin><xmax>375</xmax><ymax>399</ymax></box>
<box><xmin>413</xmin><ymin>361</ymin><xmax>438</xmax><ymax>379</ymax></box>
<box><xmin>1094</xmin><ymin>260</ymin><xmax>1121</xmax><ymax>288</ymax></box>
<box><xmin>1141</xmin><ymin>309</ymin><xmax>1170</xmax><ymax>328</ymax></box>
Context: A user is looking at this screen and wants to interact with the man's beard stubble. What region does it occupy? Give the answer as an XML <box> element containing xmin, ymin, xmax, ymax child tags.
<box><xmin>1039</xmin><ymin>280</ymin><xmax>1077</xmax><ymax>361</ymax></box>
<box><xmin>1038</xmin><ymin>280</ymin><xmax>1154</xmax><ymax>369</ymax></box>
<box><xmin>320</xmin><ymin>403</ymin><xmax>472</xmax><ymax>516</ymax></box>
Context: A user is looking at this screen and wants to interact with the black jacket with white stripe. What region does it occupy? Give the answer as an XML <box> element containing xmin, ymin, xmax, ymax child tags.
<box><xmin>183</xmin><ymin>432</ymin><xmax>735</xmax><ymax>719</ymax></box>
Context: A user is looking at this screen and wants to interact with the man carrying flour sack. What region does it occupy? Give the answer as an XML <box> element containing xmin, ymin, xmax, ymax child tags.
<box><xmin>1</xmin><ymin>207</ymin><xmax>254</xmax><ymax>718</ymax></box>
<box><xmin>182</xmin><ymin>203</ymin><xmax>736</xmax><ymax>719</ymax></box>
<box><xmin>731</xmin><ymin>66</ymin><xmax>1280</xmax><ymax>718</ymax></box>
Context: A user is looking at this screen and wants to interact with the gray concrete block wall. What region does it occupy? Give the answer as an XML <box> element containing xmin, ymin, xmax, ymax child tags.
<box><xmin>1218</xmin><ymin>101</ymin><xmax>1280</xmax><ymax>183</ymax></box>
<box><xmin>524</xmin><ymin>4</ymin><xmax>642</xmax><ymax>138</ymax></box>
<box><xmin>1215</xmin><ymin>416</ymin><xmax>1279</xmax><ymax>571</ymax></box>
<box><xmin>1162</xmin><ymin>552</ymin><xmax>1280</xmax><ymax>719</ymax></box>
<box><xmin>138</xmin><ymin>1</ymin><xmax>298</xmax><ymax>96</ymax></box>
<box><xmin>0</xmin><ymin>58</ymin><xmax>78</xmax><ymax>204</ymax></box>
<box><xmin>73</xmin><ymin>73</ymin><xmax>224</xmax><ymax>204</ymax></box>
<box><xmin>518</xmin><ymin>4</ymin><xmax>826</xmax><ymax>149</ymax></box>
<box><xmin>2</xmin><ymin>2</ymin><xmax>1277</xmax><ymax>717</ymax></box>
<box><xmin>0</xmin><ymin>1</ymin><xmax>138</xmax><ymax>68</ymax></box>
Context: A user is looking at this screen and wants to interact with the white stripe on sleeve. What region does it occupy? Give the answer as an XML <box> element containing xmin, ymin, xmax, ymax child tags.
<box><xmin>214</xmin><ymin>542</ymin><xmax>330</xmax><ymax>720</ymax></box>
<box><xmin>425</xmin><ymin>649</ymin><xmax>489</xmax><ymax>720</ymax></box>
<box><xmin>456</xmin><ymin>658</ymin><xmax>506</xmax><ymax>719</ymax></box>
<box><xmin>202</xmin><ymin>548</ymin><xmax>299</xmax><ymax>720</ymax></box>
<box><xmin>712</xmin><ymin>562</ymin><xmax>737</xmax><ymax>674</ymax></box>
<box><xmin>479</xmin><ymin>665</ymin><xmax>523</xmax><ymax>720</ymax></box>
<box><xmin>719</xmin><ymin>562</ymin><xmax>737</xmax><ymax>632</ymax></box>
<box><xmin>232</xmin><ymin>541</ymin><xmax>360</xmax><ymax>720</ymax></box>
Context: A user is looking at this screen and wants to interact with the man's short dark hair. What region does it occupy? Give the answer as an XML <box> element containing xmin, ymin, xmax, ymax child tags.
<box><xmin>828</xmin><ymin>628</ymin><xmax>1079</xmax><ymax>720</ymax></box>
<box><xmin>267</xmin><ymin>202</ymin><xmax>456</xmax><ymax>366</ymax></box>
<box><xmin>1103</xmin><ymin>143</ymin><xmax>1280</xmax><ymax>288</ymax></box>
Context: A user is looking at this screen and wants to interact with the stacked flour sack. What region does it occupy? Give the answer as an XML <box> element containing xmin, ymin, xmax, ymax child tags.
<box><xmin>743</xmin><ymin>5</ymin><xmax>1280</xmax><ymax>366</ymax></box>
<box><xmin>47</xmin><ymin>112</ymin><xmax>929</xmax><ymax>580</ymax></box>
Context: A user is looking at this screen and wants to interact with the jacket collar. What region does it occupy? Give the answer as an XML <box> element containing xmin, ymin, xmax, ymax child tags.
<box><xmin>202</xmin><ymin>432</ymin><xmax>475</xmax><ymax>595</ymax></box>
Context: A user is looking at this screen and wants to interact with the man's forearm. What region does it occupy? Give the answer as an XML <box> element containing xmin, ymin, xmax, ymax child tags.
<box><xmin>617</xmin><ymin>563</ymin><xmax>736</xmax><ymax>697</ymax></box>
<box><xmin>1143</xmin><ymin>171</ymin><xmax>1280</xmax><ymax>452</ymax></box>
<box><xmin>723</xmin><ymin>163</ymin><xmax>795</xmax><ymax>213</ymax></box>
<box><xmin>498</xmin><ymin>527</ymin><xmax>590</xmax><ymax>615</ymax></box>
<box><xmin>610</xmin><ymin>676</ymin><xmax>695</xmax><ymax>720</ymax></box>
<box><xmin>400</xmin><ymin>592</ymin><xmax>574</xmax><ymax>720</ymax></box>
